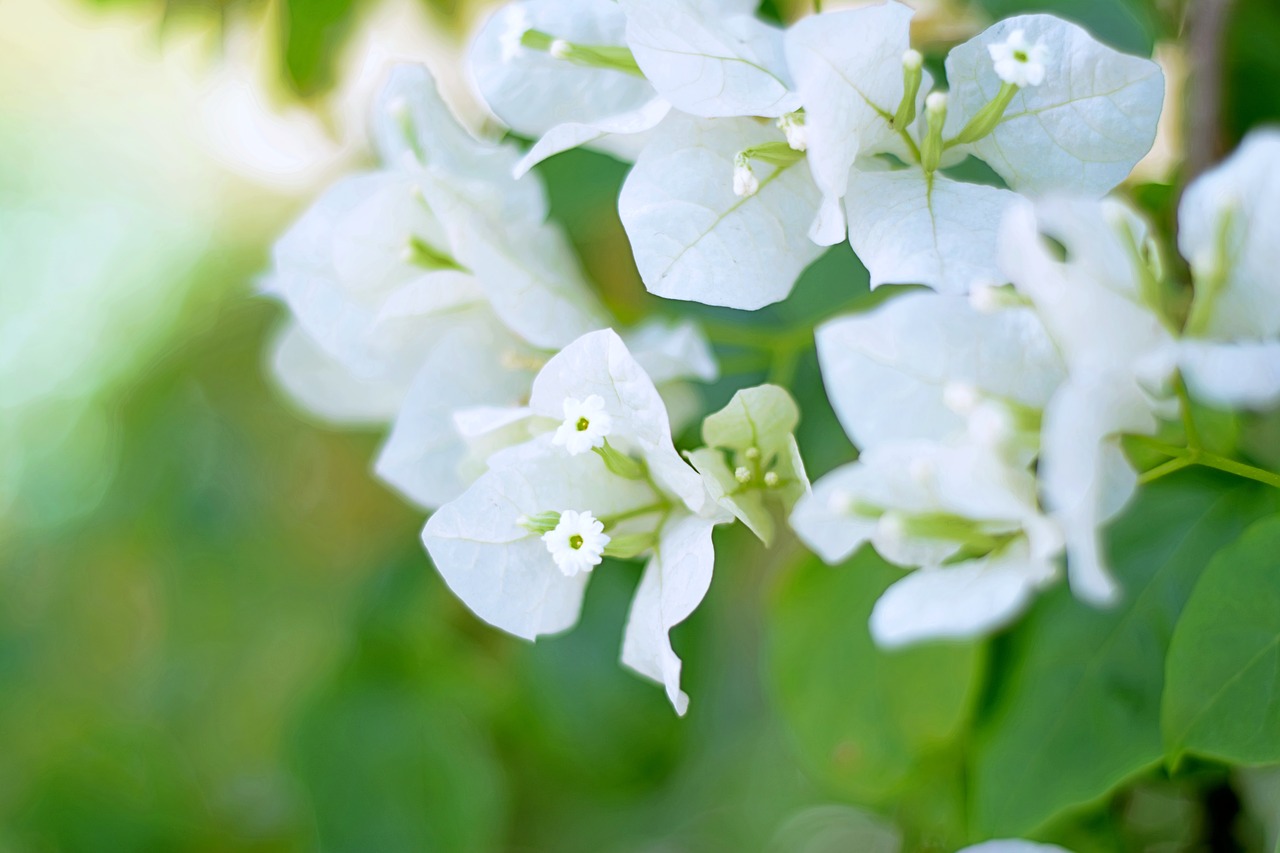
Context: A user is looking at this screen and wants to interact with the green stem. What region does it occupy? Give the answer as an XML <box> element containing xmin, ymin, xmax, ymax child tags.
<box><xmin>1174</xmin><ymin>372</ymin><xmax>1202</xmax><ymax>449</ymax></box>
<box><xmin>600</xmin><ymin>501</ymin><xmax>668</xmax><ymax>527</ymax></box>
<box><xmin>1131</xmin><ymin>437</ymin><xmax>1280</xmax><ymax>489</ymax></box>
<box><xmin>1137</xmin><ymin>455</ymin><xmax>1195</xmax><ymax>485</ymax></box>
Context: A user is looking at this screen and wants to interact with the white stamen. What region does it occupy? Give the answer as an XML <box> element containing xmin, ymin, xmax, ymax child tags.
<box><xmin>541</xmin><ymin>510</ymin><xmax>610</xmax><ymax>577</ymax></box>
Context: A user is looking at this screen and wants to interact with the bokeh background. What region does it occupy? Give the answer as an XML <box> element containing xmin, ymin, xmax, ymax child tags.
<box><xmin>2</xmin><ymin>0</ymin><xmax>1279</xmax><ymax>850</ymax></box>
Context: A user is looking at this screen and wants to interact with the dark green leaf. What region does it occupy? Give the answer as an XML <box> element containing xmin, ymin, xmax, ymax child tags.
<box><xmin>969</xmin><ymin>473</ymin><xmax>1277</xmax><ymax>837</ymax></box>
<box><xmin>766</xmin><ymin>547</ymin><xmax>983</xmax><ymax>808</ymax></box>
<box><xmin>1163</xmin><ymin>514</ymin><xmax>1280</xmax><ymax>765</ymax></box>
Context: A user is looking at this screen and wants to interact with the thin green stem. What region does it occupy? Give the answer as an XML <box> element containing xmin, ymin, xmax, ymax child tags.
<box><xmin>1173</xmin><ymin>372</ymin><xmax>1202</xmax><ymax>449</ymax></box>
<box><xmin>1138</xmin><ymin>456</ymin><xmax>1195</xmax><ymax>485</ymax></box>
<box><xmin>1131</xmin><ymin>437</ymin><xmax>1280</xmax><ymax>489</ymax></box>
<box><xmin>1196</xmin><ymin>451</ymin><xmax>1280</xmax><ymax>489</ymax></box>
<box><xmin>600</xmin><ymin>501</ymin><xmax>668</xmax><ymax>527</ymax></box>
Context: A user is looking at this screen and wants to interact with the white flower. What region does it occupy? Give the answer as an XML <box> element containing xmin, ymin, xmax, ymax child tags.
<box><xmin>499</xmin><ymin>5</ymin><xmax>531</xmax><ymax>63</ymax></box>
<box><xmin>542</xmin><ymin>510</ymin><xmax>610</xmax><ymax>575</ymax></box>
<box><xmin>731</xmin><ymin>152</ymin><xmax>760</xmax><ymax>197</ymax></box>
<box><xmin>619</xmin><ymin>115</ymin><xmax>822</xmax><ymax>310</ymax></box>
<box><xmin>423</xmin><ymin>330</ymin><xmax>730</xmax><ymax>715</ymax></box>
<box><xmin>987</xmin><ymin>29</ymin><xmax>1048</xmax><ymax>87</ymax></box>
<box><xmin>553</xmin><ymin>394</ymin><xmax>613</xmax><ymax>455</ymax></box>
<box><xmin>816</xmin><ymin>292</ymin><xmax>1064</xmax><ymax>455</ymax></box>
<box><xmin>776</xmin><ymin>112</ymin><xmax>807</xmax><ymax>151</ymax></box>
<box><xmin>945</xmin><ymin>15</ymin><xmax>1164</xmax><ymax>196</ymax></box>
<box><xmin>790</xmin><ymin>440</ymin><xmax>1062</xmax><ymax>646</ymax></box>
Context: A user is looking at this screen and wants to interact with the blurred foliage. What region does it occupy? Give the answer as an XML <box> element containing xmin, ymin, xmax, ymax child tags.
<box><xmin>4</xmin><ymin>0</ymin><xmax>1280</xmax><ymax>849</ymax></box>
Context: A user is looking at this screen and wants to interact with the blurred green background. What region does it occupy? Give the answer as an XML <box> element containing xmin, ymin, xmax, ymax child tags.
<box><xmin>2</xmin><ymin>0</ymin><xmax>1279</xmax><ymax>850</ymax></box>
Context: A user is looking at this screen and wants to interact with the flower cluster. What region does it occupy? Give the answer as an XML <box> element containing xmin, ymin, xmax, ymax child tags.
<box><xmin>265</xmin><ymin>0</ymin><xmax>1279</xmax><ymax>725</ymax></box>
<box><xmin>472</xmin><ymin>0</ymin><xmax>1162</xmax><ymax>307</ymax></box>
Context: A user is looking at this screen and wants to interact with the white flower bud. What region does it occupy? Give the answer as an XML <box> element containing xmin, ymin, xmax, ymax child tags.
<box><xmin>943</xmin><ymin>381</ymin><xmax>981</xmax><ymax>416</ymax></box>
<box><xmin>735</xmin><ymin>466</ymin><xmax>753</xmax><ymax>484</ymax></box>
<box><xmin>902</xmin><ymin>49</ymin><xmax>923</xmax><ymax>72</ymax></box>
<box><xmin>776</xmin><ymin>112</ymin><xmax>808</xmax><ymax>152</ymax></box>
<box><xmin>763</xmin><ymin>471</ymin><xmax>780</xmax><ymax>488</ymax></box>
<box><xmin>732</xmin><ymin>153</ymin><xmax>759</xmax><ymax>198</ymax></box>
<box><xmin>549</xmin><ymin>38</ymin><xmax>572</xmax><ymax>60</ymax></box>
<box><xmin>744</xmin><ymin>447</ymin><xmax>761</xmax><ymax>461</ymax></box>
<box><xmin>925</xmin><ymin>91</ymin><xmax>948</xmax><ymax>116</ymax></box>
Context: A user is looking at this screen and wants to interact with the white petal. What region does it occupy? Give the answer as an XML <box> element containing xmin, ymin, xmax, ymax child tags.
<box><xmin>1178</xmin><ymin>129</ymin><xmax>1280</xmax><ymax>339</ymax></box>
<box><xmin>424</xmin><ymin>172</ymin><xmax>609</xmax><ymax>348</ymax></box>
<box><xmin>528</xmin><ymin>329</ymin><xmax>710</xmax><ymax>513</ymax></box>
<box><xmin>423</xmin><ymin>438</ymin><xmax>658</xmax><ymax>640</ymax></box>
<box><xmin>944</xmin><ymin>14</ymin><xmax>1164</xmax><ymax>195</ymax></box>
<box><xmin>619</xmin><ymin>0</ymin><xmax>799</xmax><ymax>118</ymax></box>
<box><xmin>624</xmin><ymin>317</ymin><xmax>719</xmax><ymax>384</ymax></box>
<box><xmin>375</xmin><ymin>308</ymin><xmax>542</xmax><ymax>509</ymax></box>
<box><xmin>469</xmin><ymin>0</ymin><xmax>656</xmax><ymax>140</ymax></box>
<box><xmin>870</xmin><ymin>541</ymin><xmax>1056</xmax><ymax>648</ymax></box>
<box><xmin>845</xmin><ymin>168</ymin><xmax>1017</xmax><ymax>294</ymax></box>
<box><xmin>269</xmin><ymin>322</ymin><xmax>407</xmax><ymax>425</ymax></box>
<box><xmin>816</xmin><ymin>291</ymin><xmax>1064</xmax><ymax>449</ymax></box>
<box><xmin>619</xmin><ymin>115</ymin><xmax>823</xmax><ymax>309</ymax></box>
<box><xmin>784</xmin><ymin>3</ymin><xmax>915</xmax><ymax>227</ymax></box>
<box><xmin>958</xmin><ymin>841</ymin><xmax>1073</xmax><ymax>853</ymax></box>
<box><xmin>620</xmin><ymin>513</ymin><xmax>718</xmax><ymax>715</ymax></box>
<box><xmin>788</xmin><ymin>461</ymin><xmax>880</xmax><ymax>560</ymax></box>
<box><xmin>270</xmin><ymin>171</ymin><xmax>472</xmax><ymax>375</ymax></box>
<box><xmin>999</xmin><ymin>198</ymin><xmax>1174</xmax><ymax>377</ymax></box>
<box><xmin>374</xmin><ymin>63</ymin><xmax>546</xmax><ymax>222</ymax></box>
<box><xmin>1038</xmin><ymin>378</ymin><xmax>1151</xmax><ymax>605</ymax></box>
<box><xmin>1177</xmin><ymin>340</ymin><xmax>1280</xmax><ymax>410</ymax></box>
<box><xmin>514</xmin><ymin>98</ymin><xmax>672</xmax><ymax>176</ymax></box>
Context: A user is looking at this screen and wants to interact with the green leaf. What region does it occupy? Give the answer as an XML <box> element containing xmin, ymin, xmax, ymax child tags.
<box><xmin>1163</xmin><ymin>514</ymin><xmax>1280</xmax><ymax>765</ymax></box>
<box><xmin>765</xmin><ymin>547</ymin><xmax>983</xmax><ymax>808</ymax></box>
<box><xmin>969</xmin><ymin>473</ymin><xmax>1277</xmax><ymax>837</ymax></box>
<box><xmin>281</xmin><ymin>0</ymin><xmax>362</xmax><ymax>97</ymax></box>
<box><xmin>292</xmin><ymin>682</ymin><xmax>507</xmax><ymax>853</ymax></box>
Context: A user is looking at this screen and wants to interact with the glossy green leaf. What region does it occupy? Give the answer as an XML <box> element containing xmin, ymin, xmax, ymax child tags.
<box><xmin>766</xmin><ymin>547</ymin><xmax>983</xmax><ymax>807</ymax></box>
<box><xmin>1163</xmin><ymin>515</ymin><xmax>1280</xmax><ymax>765</ymax></box>
<box><xmin>969</xmin><ymin>474</ymin><xmax>1277</xmax><ymax>837</ymax></box>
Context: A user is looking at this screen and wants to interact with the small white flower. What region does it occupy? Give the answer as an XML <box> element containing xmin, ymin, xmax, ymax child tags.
<box><xmin>732</xmin><ymin>153</ymin><xmax>759</xmax><ymax>197</ymax></box>
<box><xmin>969</xmin><ymin>402</ymin><xmax>1016</xmax><ymax>447</ymax></box>
<box><xmin>988</xmin><ymin>29</ymin><xmax>1048</xmax><ymax>87</ymax></box>
<box><xmin>553</xmin><ymin>394</ymin><xmax>613</xmax><ymax>455</ymax></box>
<box><xmin>541</xmin><ymin>510</ymin><xmax>610</xmax><ymax>576</ymax></box>
<box><xmin>943</xmin><ymin>381</ymin><xmax>982</xmax><ymax>416</ymax></box>
<box><xmin>776</xmin><ymin>112</ymin><xmax>808</xmax><ymax>152</ymax></box>
<box><xmin>499</xmin><ymin>6</ymin><xmax>531</xmax><ymax>63</ymax></box>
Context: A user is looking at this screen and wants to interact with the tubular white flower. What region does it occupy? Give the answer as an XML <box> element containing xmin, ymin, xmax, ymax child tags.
<box><xmin>732</xmin><ymin>152</ymin><xmax>759</xmax><ymax>197</ymax></box>
<box><xmin>987</xmin><ymin>29</ymin><xmax>1048</xmax><ymax>87</ymax></box>
<box><xmin>776</xmin><ymin>112</ymin><xmax>808</xmax><ymax>152</ymax></box>
<box><xmin>553</xmin><ymin>394</ymin><xmax>613</xmax><ymax>455</ymax></box>
<box><xmin>542</xmin><ymin>510</ymin><xmax>610</xmax><ymax>576</ymax></box>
